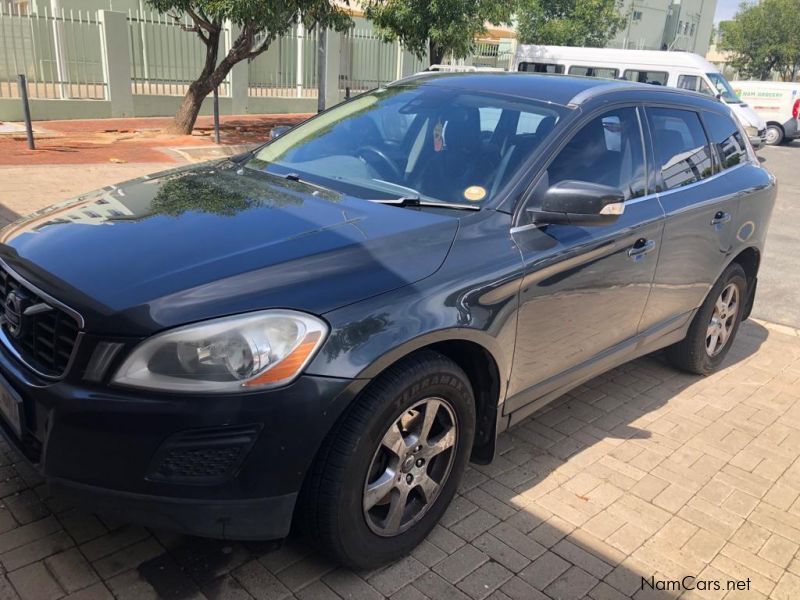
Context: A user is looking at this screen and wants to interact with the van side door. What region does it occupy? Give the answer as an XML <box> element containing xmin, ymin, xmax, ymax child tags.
<box><xmin>638</xmin><ymin>106</ymin><xmax>742</xmax><ymax>331</ymax></box>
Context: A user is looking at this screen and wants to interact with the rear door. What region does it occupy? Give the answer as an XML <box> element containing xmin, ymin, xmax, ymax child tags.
<box><xmin>638</xmin><ymin>105</ymin><xmax>741</xmax><ymax>331</ymax></box>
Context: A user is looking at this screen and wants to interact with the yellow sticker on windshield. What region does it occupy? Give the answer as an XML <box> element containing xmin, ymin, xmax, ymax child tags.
<box><xmin>464</xmin><ymin>186</ymin><xmax>487</xmax><ymax>202</ymax></box>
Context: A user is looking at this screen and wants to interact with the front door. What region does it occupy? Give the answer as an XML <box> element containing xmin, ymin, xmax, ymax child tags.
<box><xmin>507</xmin><ymin>106</ymin><xmax>665</xmax><ymax>411</ymax></box>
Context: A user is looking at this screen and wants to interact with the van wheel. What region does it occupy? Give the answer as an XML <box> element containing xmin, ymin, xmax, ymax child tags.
<box><xmin>765</xmin><ymin>124</ymin><xmax>784</xmax><ymax>146</ymax></box>
<box><xmin>666</xmin><ymin>263</ymin><xmax>747</xmax><ymax>375</ymax></box>
<box><xmin>300</xmin><ymin>350</ymin><xmax>475</xmax><ymax>569</ymax></box>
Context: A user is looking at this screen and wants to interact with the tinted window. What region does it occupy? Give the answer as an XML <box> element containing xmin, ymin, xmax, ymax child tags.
<box><xmin>519</xmin><ymin>62</ymin><xmax>565</xmax><ymax>74</ymax></box>
<box><xmin>623</xmin><ymin>70</ymin><xmax>668</xmax><ymax>86</ymax></box>
<box><xmin>677</xmin><ymin>75</ymin><xmax>714</xmax><ymax>96</ymax></box>
<box><xmin>647</xmin><ymin>108</ymin><xmax>713</xmax><ymax>191</ymax></box>
<box><xmin>547</xmin><ymin>107</ymin><xmax>647</xmax><ymax>200</ymax></box>
<box><xmin>568</xmin><ymin>66</ymin><xmax>619</xmax><ymax>79</ymax></box>
<box><xmin>703</xmin><ymin>110</ymin><xmax>750</xmax><ymax>171</ymax></box>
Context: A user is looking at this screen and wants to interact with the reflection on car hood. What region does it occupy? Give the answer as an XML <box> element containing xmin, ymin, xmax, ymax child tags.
<box><xmin>0</xmin><ymin>161</ymin><xmax>459</xmax><ymax>335</ymax></box>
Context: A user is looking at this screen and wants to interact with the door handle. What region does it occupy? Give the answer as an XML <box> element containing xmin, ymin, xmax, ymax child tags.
<box><xmin>628</xmin><ymin>238</ymin><xmax>656</xmax><ymax>258</ymax></box>
<box><xmin>711</xmin><ymin>211</ymin><xmax>732</xmax><ymax>226</ymax></box>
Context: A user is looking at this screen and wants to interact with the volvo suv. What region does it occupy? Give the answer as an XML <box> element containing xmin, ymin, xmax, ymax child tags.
<box><xmin>0</xmin><ymin>73</ymin><xmax>776</xmax><ymax>568</ymax></box>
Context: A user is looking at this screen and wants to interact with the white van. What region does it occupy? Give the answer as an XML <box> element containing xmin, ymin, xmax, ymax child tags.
<box><xmin>731</xmin><ymin>80</ymin><xmax>800</xmax><ymax>145</ymax></box>
<box><xmin>513</xmin><ymin>45</ymin><xmax>768</xmax><ymax>149</ymax></box>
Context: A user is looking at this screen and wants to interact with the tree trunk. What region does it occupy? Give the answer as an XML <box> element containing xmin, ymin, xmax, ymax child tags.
<box><xmin>167</xmin><ymin>28</ymin><xmax>222</xmax><ymax>135</ymax></box>
<box><xmin>169</xmin><ymin>80</ymin><xmax>214</xmax><ymax>134</ymax></box>
<box><xmin>429</xmin><ymin>40</ymin><xmax>445</xmax><ymax>66</ymax></box>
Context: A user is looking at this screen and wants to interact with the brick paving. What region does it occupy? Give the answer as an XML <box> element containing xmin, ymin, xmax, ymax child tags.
<box><xmin>0</xmin><ymin>318</ymin><xmax>798</xmax><ymax>599</ymax></box>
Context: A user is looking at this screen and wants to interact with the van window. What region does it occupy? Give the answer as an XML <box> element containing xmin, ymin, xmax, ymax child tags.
<box><xmin>702</xmin><ymin>111</ymin><xmax>751</xmax><ymax>171</ymax></box>
<box><xmin>623</xmin><ymin>70</ymin><xmax>668</xmax><ymax>86</ymax></box>
<box><xmin>677</xmin><ymin>75</ymin><xmax>715</xmax><ymax>96</ymax></box>
<box><xmin>646</xmin><ymin>107</ymin><xmax>713</xmax><ymax>191</ymax></box>
<box><xmin>519</xmin><ymin>62</ymin><xmax>565</xmax><ymax>74</ymax></box>
<box><xmin>568</xmin><ymin>66</ymin><xmax>619</xmax><ymax>79</ymax></box>
<box><xmin>547</xmin><ymin>107</ymin><xmax>646</xmax><ymax>200</ymax></box>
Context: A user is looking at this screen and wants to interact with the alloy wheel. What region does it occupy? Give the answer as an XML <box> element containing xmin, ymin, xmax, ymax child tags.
<box><xmin>706</xmin><ymin>282</ymin><xmax>739</xmax><ymax>357</ymax></box>
<box><xmin>363</xmin><ymin>397</ymin><xmax>458</xmax><ymax>537</ymax></box>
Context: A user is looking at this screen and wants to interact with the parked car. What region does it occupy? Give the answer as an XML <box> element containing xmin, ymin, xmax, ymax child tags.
<box><xmin>0</xmin><ymin>73</ymin><xmax>776</xmax><ymax>568</ymax></box>
<box><xmin>513</xmin><ymin>45</ymin><xmax>769</xmax><ymax>149</ymax></box>
<box><xmin>731</xmin><ymin>80</ymin><xmax>800</xmax><ymax>145</ymax></box>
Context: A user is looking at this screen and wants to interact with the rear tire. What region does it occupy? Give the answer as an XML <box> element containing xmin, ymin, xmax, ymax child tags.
<box><xmin>766</xmin><ymin>124</ymin><xmax>784</xmax><ymax>146</ymax></box>
<box><xmin>666</xmin><ymin>263</ymin><xmax>748</xmax><ymax>375</ymax></box>
<box><xmin>300</xmin><ymin>350</ymin><xmax>475</xmax><ymax>569</ymax></box>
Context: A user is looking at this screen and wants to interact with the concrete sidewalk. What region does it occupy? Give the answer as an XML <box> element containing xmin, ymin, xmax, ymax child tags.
<box><xmin>0</xmin><ymin>319</ymin><xmax>798</xmax><ymax>600</ymax></box>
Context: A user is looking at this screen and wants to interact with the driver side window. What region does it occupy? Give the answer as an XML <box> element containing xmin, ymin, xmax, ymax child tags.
<box><xmin>546</xmin><ymin>107</ymin><xmax>647</xmax><ymax>201</ymax></box>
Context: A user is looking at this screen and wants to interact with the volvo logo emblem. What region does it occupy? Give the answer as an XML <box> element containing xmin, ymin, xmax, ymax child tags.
<box><xmin>2</xmin><ymin>291</ymin><xmax>29</xmax><ymax>340</ymax></box>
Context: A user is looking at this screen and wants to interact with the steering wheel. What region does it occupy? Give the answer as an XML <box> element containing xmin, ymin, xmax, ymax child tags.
<box><xmin>357</xmin><ymin>146</ymin><xmax>402</xmax><ymax>181</ymax></box>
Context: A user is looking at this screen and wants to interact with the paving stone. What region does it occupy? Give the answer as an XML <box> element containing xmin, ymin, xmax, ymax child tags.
<box><xmin>456</xmin><ymin>561</ymin><xmax>513</xmax><ymax>600</ymax></box>
<box><xmin>432</xmin><ymin>544</ymin><xmax>488</xmax><ymax>585</ymax></box>
<box><xmin>7</xmin><ymin>562</ymin><xmax>64</xmax><ymax>600</ymax></box>
<box><xmin>232</xmin><ymin>560</ymin><xmax>292</xmax><ymax>600</ymax></box>
<box><xmin>45</xmin><ymin>548</ymin><xmax>99</xmax><ymax>593</ymax></box>
<box><xmin>543</xmin><ymin>566</ymin><xmax>599</xmax><ymax>600</ymax></box>
<box><xmin>518</xmin><ymin>550</ymin><xmax>570</xmax><ymax>590</ymax></box>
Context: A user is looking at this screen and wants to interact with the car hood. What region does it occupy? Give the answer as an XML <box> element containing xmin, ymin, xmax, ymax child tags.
<box><xmin>0</xmin><ymin>162</ymin><xmax>459</xmax><ymax>335</ymax></box>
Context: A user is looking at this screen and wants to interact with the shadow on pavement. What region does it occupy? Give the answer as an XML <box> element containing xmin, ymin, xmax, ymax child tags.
<box><xmin>0</xmin><ymin>204</ymin><xmax>19</xmax><ymax>228</ymax></box>
<box><xmin>0</xmin><ymin>320</ymin><xmax>776</xmax><ymax>599</ymax></box>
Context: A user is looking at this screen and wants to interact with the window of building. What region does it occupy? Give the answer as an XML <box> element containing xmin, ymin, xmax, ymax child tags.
<box><xmin>690</xmin><ymin>23</ymin><xmax>695</xmax><ymax>36</ymax></box>
<box><xmin>568</xmin><ymin>66</ymin><xmax>619</xmax><ymax>79</ymax></box>
<box><xmin>702</xmin><ymin>110</ymin><xmax>751</xmax><ymax>171</ymax></box>
<box><xmin>632</xmin><ymin>10</ymin><xmax>643</xmax><ymax>21</ymax></box>
<box><xmin>518</xmin><ymin>62</ymin><xmax>565</xmax><ymax>74</ymax></box>
<box><xmin>546</xmin><ymin>107</ymin><xmax>647</xmax><ymax>201</ymax></box>
<box><xmin>623</xmin><ymin>70</ymin><xmax>669</xmax><ymax>86</ymax></box>
<box><xmin>646</xmin><ymin>107</ymin><xmax>713</xmax><ymax>191</ymax></box>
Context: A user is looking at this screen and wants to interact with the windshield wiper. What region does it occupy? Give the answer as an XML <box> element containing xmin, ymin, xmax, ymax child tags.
<box><xmin>370</xmin><ymin>196</ymin><xmax>481</xmax><ymax>211</ymax></box>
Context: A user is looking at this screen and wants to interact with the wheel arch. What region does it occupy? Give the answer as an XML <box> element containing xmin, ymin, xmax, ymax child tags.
<box><xmin>727</xmin><ymin>246</ymin><xmax>761</xmax><ymax>319</ymax></box>
<box><xmin>357</xmin><ymin>331</ymin><xmax>507</xmax><ymax>465</ymax></box>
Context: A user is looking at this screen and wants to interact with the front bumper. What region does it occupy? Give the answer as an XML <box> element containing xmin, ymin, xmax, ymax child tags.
<box><xmin>749</xmin><ymin>128</ymin><xmax>767</xmax><ymax>150</ymax></box>
<box><xmin>0</xmin><ymin>344</ymin><xmax>366</xmax><ymax>540</ymax></box>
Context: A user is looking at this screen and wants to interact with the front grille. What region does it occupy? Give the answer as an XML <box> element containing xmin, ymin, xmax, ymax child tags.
<box><xmin>0</xmin><ymin>265</ymin><xmax>80</xmax><ymax>377</ymax></box>
<box><xmin>147</xmin><ymin>424</ymin><xmax>262</xmax><ymax>484</ymax></box>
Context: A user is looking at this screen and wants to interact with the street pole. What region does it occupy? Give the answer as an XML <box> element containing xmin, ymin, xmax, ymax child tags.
<box><xmin>17</xmin><ymin>74</ymin><xmax>35</xmax><ymax>150</ymax></box>
<box><xmin>318</xmin><ymin>28</ymin><xmax>327</xmax><ymax>113</ymax></box>
<box><xmin>213</xmin><ymin>86</ymin><xmax>220</xmax><ymax>144</ymax></box>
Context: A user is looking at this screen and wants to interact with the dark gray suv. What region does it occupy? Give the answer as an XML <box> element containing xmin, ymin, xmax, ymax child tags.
<box><xmin>0</xmin><ymin>73</ymin><xmax>776</xmax><ymax>568</ymax></box>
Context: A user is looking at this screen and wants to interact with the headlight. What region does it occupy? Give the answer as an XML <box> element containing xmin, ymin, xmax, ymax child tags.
<box><xmin>112</xmin><ymin>310</ymin><xmax>328</xmax><ymax>392</ymax></box>
<box><xmin>744</xmin><ymin>125</ymin><xmax>759</xmax><ymax>137</ymax></box>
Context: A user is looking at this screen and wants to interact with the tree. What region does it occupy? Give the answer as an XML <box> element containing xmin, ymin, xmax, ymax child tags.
<box><xmin>363</xmin><ymin>0</ymin><xmax>515</xmax><ymax>65</ymax></box>
<box><xmin>719</xmin><ymin>0</ymin><xmax>800</xmax><ymax>81</ymax></box>
<box><xmin>146</xmin><ymin>0</ymin><xmax>352</xmax><ymax>135</ymax></box>
<box><xmin>516</xmin><ymin>0</ymin><xmax>626</xmax><ymax>47</ymax></box>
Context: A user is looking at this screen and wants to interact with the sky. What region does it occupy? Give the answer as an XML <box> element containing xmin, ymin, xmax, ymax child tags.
<box><xmin>714</xmin><ymin>0</ymin><xmax>742</xmax><ymax>24</ymax></box>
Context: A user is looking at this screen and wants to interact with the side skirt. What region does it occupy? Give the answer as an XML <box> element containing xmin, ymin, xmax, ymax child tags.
<box><xmin>499</xmin><ymin>310</ymin><xmax>696</xmax><ymax>432</ymax></box>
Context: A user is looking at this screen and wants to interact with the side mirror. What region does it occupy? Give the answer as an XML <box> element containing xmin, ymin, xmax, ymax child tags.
<box><xmin>529</xmin><ymin>180</ymin><xmax>625</xmax><ymax>225</ymax></box>
<box><xmin>270</xmin><ymin>126</ymin><xmax>292</xmax><ymax>139</ymax></box>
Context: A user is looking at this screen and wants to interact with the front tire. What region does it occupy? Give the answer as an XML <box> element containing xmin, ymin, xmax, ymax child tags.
<box><xmin>766</xmin><ymin>124</ymin><xmax>784</xmax><ymax>146</ymax></box>
<box><xmin>666</xmin><ymin>263</ymin><xmax>748</xmax><ymax>375</ymax></box>
<box><xmin>300</xmin><ymin>351</ymin><xmax>475</xmax><ymax>569</ymax></box>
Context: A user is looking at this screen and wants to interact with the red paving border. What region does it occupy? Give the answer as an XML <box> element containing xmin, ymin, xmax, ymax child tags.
<box><xmin>0</xmin><ymin>114</ymin><xmax>312</xmax><ymax>165</ymax></box>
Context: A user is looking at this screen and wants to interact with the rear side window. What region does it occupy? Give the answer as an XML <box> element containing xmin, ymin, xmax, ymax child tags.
<box><xmin>624</xmin><ymin>70</ymin><xmax>668</xmax><ymax>86</ymax></box>
<box><xmin>702</xmin><ymin>110</ymin><xmax>750</xmax><ymax>171</ymax></box>
<box><xmin>568</xmin><ymin>66</ymin><xmax>619</xmax><ymax>79</ymax></box>
<box><xmin>519</xmin><ymin>62</ymin><xmax>565</xmax><ymax>74</ymax></box>
<box><xmin>547</xmin><ymin>107</ymin><xmax>647</xmax><ymax>201</ymax></box>
<box><xmin>646</xmin><ymin>107</ymin><xmax>713</xmax><ymax>191</ymax></box>
<box><xmin>677</xmin><ymin>75</ymin><xmax>714</xmax><ymax>96</ymax></box>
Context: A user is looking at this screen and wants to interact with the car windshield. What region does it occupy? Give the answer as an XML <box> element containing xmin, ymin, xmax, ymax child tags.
<box><xmin>250</xmin><ymin>83</ymin><xmax>566</xmax><ymax>206</ymax></box>
<box><xmin>707</xmin><ymin>72</ymin><xmax>742</xmax><ymax>104</ymax></box>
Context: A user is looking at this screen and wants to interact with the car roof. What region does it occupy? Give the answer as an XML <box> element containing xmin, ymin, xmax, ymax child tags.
<box><xmin>391</xmin><ymin>72</ymin><xmax>717</xmax><ymax>109</ymax></box>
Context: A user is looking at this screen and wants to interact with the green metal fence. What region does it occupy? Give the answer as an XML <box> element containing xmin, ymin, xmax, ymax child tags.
<box><xmin>0</xmin><ymin>5</ymin><xmax>105</xmax><ymax>100</ymax></box>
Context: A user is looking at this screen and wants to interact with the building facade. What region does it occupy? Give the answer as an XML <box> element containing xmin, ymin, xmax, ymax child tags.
<box><xmin>610</xmin><ymin>0</ymin><xmax>718</xmax><ymax>56</ymax></box>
